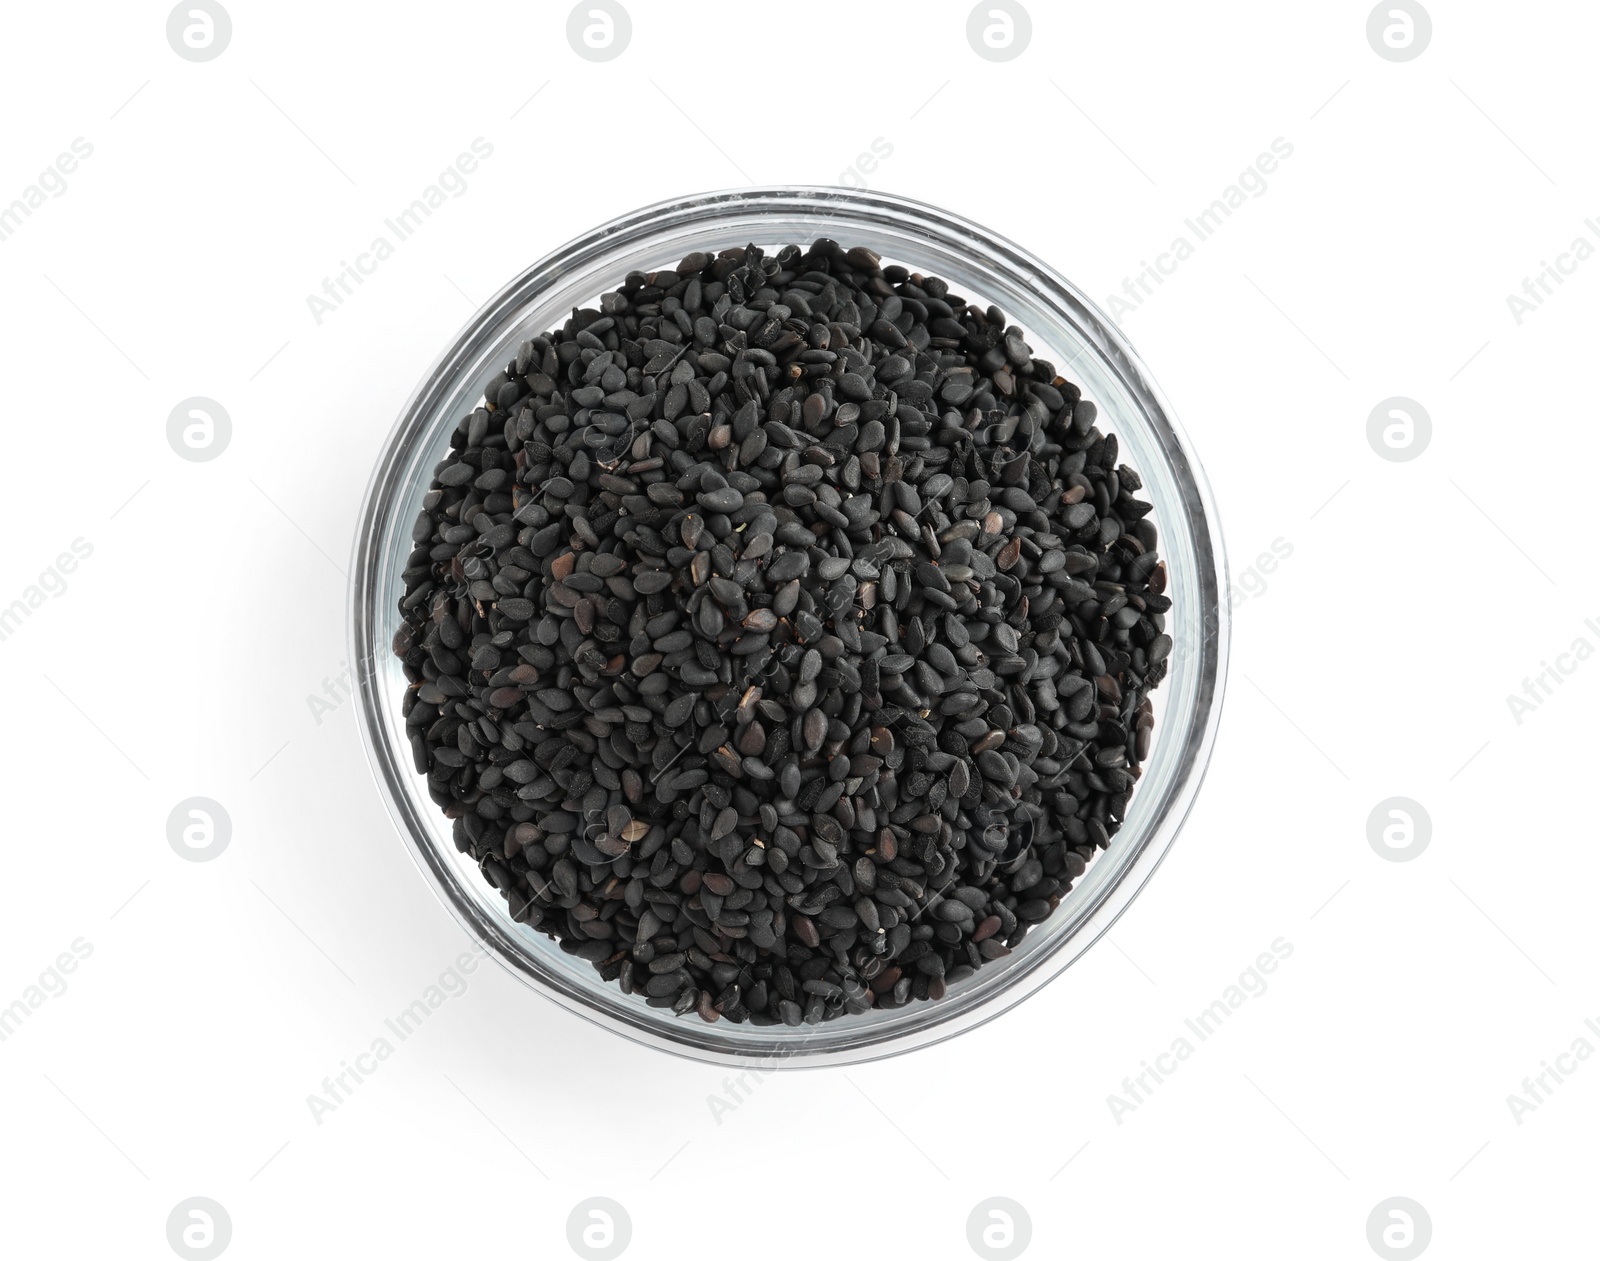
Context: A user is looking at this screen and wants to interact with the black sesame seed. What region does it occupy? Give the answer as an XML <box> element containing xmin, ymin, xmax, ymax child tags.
<box><xmin>393</xmin><ymin>240</ymin><xmax>1170</xmax><ymax>1026</ymax></box>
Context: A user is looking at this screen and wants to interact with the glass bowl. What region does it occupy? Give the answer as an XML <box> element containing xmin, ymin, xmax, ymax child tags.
<box><xmin>350</xmin><ymin>187</ymin><xmax>1228</xmax><ymax>1067</ymax></box>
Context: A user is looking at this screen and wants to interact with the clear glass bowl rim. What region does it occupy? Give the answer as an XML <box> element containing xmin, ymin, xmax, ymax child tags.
<box><xmin>350</xmin><ymin>185</ymin><xmax>1229</xmax><ymax>1069</ymax></box>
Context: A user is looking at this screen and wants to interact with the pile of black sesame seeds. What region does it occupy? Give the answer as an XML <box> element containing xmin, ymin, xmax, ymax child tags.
<box><xmin>394</xmin><ymin>238</ymin><xmax>1172</xmax><ymax>1026</ymax></box>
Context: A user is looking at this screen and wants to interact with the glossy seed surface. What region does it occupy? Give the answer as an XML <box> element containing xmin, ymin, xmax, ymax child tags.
<box><xmin>395</xmin><ymin>240</ymin><xmax>1170</xmax><ymax>1024</ymax></box>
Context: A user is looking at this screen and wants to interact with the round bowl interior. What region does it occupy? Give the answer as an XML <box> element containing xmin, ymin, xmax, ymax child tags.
<box><xmin>351</xmin><ymin>187</ymin><xmax>1228</xmax><ymax>1067</ymax></box>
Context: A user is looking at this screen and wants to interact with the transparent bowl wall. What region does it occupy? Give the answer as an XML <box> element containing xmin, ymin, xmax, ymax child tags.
<box><xmin>351</xmin><ymin>187</ymin><xmax>1228</xmax><ymax>1067</ymax></box>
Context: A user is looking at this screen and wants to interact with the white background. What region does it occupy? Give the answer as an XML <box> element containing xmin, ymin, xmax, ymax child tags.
<box><xmin>1</xmin><ymin>1</ymin><xmax>1594</xmax><ymax>1257</ymax></box>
